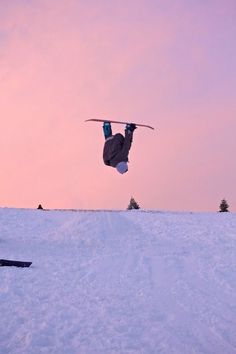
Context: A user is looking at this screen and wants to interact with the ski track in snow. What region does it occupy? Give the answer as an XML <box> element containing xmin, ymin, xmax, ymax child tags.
<box><xmin>0</xmin><ymin>208</ymin><xmax>236</xmax><ymax>354</ymax></box>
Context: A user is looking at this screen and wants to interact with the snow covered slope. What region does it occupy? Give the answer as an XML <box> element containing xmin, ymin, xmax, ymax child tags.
<box><xmin>0</xmin><ymin>208</ymin><xmax>236</xmax><ymax>354</ymax></box>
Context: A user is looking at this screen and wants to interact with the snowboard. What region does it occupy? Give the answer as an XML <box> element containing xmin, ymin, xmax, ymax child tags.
<box><xmin>0</xmin><ymin>259</ymin><xmax>32</xmax><ymax>268</ymax></box>
<box><xmin>85</xmin><ymin>119</ymin><xmax>155</xmax><ymax>130</ymax></box>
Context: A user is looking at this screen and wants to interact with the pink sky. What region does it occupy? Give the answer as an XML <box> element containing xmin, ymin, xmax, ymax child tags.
<box><xmin>0</xmin><ymin>0</ymin><xmax>236</xmax><ymax>211</ymax></box>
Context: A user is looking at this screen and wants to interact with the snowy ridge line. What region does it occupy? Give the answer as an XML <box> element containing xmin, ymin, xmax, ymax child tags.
<box><xmin>0</xmin><ymin>207</ymin><xmax>222</xmax><ymax>214</ymax></box>
<box><xmin>0</xmin><ymin>207</ymin><xmax>162</xmax><ymax>213</ymax></box>
<box><xmin>1</xmin><ymin>207</ymin><xmax>235</xmax><ymax>214</ymax></box>
<box><xmin>50</xmin><ymin>209</ymin><xmax>165</xmax><ymax>213</ymax></box>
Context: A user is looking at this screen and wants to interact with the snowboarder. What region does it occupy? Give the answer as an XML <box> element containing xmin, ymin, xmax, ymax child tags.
<box><xmin>103</xmin><ymin>122</ymin><xmax>137</xmax><ymax>174</ymax></box>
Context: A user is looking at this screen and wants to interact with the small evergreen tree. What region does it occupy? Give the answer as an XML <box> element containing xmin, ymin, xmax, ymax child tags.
<box><xmin>219</xmin><ymin>199</ymin><xmax>229</xmax><ymax>212</ymax></box>
<box><xmin>127</xmin><ymin>197</ymin><xmax>140</xmax><ymax>210</ymax></box>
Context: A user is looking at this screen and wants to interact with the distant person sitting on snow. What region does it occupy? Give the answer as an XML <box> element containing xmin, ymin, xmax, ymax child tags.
<box><xmin>102</xmin><ymin>122</ymin><xmax>137</xmax><ymax>174</ymax></box>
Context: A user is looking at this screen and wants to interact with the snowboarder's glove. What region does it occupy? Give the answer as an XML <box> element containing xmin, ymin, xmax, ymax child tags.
<box><xmin>125</xmin><ymin>123</ymin><xmax>137</xmax><ymax>133</ymax></box>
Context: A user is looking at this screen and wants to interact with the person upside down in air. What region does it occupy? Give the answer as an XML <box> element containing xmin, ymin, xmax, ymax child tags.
<box><xmin>102</xmin><ymin>122</ymin><xmax>137</xmax><ymax>174</ymax></box>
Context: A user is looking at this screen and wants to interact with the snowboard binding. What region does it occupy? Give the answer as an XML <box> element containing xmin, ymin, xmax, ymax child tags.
<box><xmin>125</xmin><ymin>123</ymin><xmax>137</xmax><ymax>133</ymax></box>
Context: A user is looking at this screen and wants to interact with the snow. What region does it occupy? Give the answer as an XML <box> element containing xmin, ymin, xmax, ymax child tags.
<box><xmin>0</xmin><ymin>208</ymin><xmax>236</xmax><ymax>354</ymax></box>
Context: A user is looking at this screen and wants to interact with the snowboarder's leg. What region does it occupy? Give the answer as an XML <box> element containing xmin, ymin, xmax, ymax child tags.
<box><xmin>103</xmin><ymin>122</ymin><xmax>112</xmax><ymax>139</ymax></box>
<box><xmin>112</xmin><ymin>126</ymin><xmax>136</xmax><ymax>164</ymax></box>
<box><xmin>123</xmin><ymin>123</ymin><xmax>137</xmax><ymax>145</ymax></box>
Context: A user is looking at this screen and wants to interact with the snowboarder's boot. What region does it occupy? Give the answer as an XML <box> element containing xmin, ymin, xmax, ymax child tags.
<box><xmin>103</xmin><ymin>122</ymin><xmax>112</xmax><ymax>139</ymax></box>
<box><xmin>125</xmin><ymin>123</ymin><xmax>137</xmax><ymax>134</ymax></box>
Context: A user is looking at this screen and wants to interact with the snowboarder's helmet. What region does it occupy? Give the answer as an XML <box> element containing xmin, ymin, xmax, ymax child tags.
<box><xmin>116</xmin><ymin>162</ymin><xmax>128</xmax><ymax>174</ymax></box>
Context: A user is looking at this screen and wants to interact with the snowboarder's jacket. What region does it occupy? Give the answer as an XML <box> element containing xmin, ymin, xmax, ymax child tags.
<box><xmin>103</xmin><ymin>131</ymin><xmax>133</xmax><ymax>168</ymax></box>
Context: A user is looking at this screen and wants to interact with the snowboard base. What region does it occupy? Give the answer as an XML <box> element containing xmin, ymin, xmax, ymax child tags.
<box><xmin>0</xmin><ymin>259</ymin><xmax>32</xmax><ymax>268</ymax></box>
<box><xmin>85</xmin><ymin>119</ymin><xmax>155</xmax><ymax>130</ymax></box>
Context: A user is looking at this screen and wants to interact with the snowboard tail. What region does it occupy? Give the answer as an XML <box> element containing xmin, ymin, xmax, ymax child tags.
<box><xmin>0</xmin><ymin>259</ymin><xmax>32</xmax><ymax>268</ymax></box>
<box><xmin>85</xmin><ymin>119</ymin><xmax>155</xmax><ymax>130</ymax></box>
